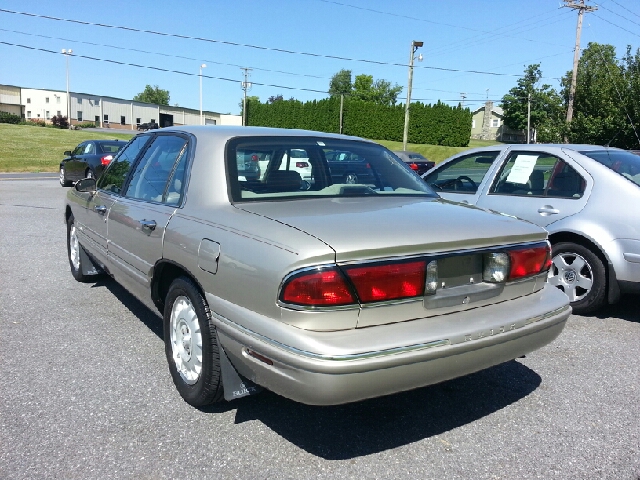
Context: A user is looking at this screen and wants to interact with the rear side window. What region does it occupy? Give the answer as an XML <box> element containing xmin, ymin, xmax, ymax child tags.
<box><xmin>97</xmin><ymin>135</ymin><xmax>151</xmax><ymax>194</ymax></box>
<box><xmin>491</xmin><ymin>152</ymin><xmax>585</xmax><ymax>199</ymax></box>
<box><xmin>424</xmin><ymin>152</ymin><xmax>499</xmax><ymax>193</ymax></box>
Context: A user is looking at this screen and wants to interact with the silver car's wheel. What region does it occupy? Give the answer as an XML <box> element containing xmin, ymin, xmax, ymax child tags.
<box><xmin>548</xmin><ymin>252</ymin><xmax>593</xmax><ymax>302</ymax></box>
<box><xmin>344</xmin><ymin>173</ymin><xmax>358</xmax><ymax>184</ymax></box>
<box><xmin>169</xmin><ymin>295</ymin><xmax>203</xmax><ymax>385</ymax></box>
<box><xmin>163</xmin><ymin>277</ymin><xmax>224</xmax><ymax>406</ymax></box>
<box><xmin>547</xmin><ymin>242</ymin><xmax>606</xmax><ymax>314</ymax></box>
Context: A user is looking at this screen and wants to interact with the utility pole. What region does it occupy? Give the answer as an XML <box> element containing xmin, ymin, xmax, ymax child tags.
<box><xmin>241</xmin><ymin>67</ymin><xmax>252</xmax><ymax>126</ymax></box>
<box><xmin>527</xmin><ymin>93</ymin><xmax>531</xmax><ymax>144</ymax></box>
<box><xmin>563</xmin><ymin>0</ymin><xmax>597</xmax><ymax>124</ymax></box>
<box><xmin>403</xmin><ymin>40</ymin><xmax>423</xmax><ymax>151</ymax></box>
<box><xmin>460</xmin><ymin>93</ymin><xmax>467</xmax><ymax>108</ymax></box>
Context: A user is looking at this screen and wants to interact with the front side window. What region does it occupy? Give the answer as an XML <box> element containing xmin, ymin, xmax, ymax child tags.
<box><xmin>97</xmin><ymin>135</ymin><xmax>152</xmax><ymax>194</ymax></box>
<box><xmin>424</xmin><ymin>152</ymin><xmax>499</xmax><ymax>194</ymax></box>
<box><xmin>72</xmin><ymin>144</ymin><xmax>85</xmax><ymax>156</ymax></box>
<box><xmin>491</xmin><ymin>152</ymin><xmax>585</xmax><ymax>198</ymax></box>
<box><xmin>228</xmin><ymin>137</ymin><xmax>435</xmax><ymax>202</ymax></box>
<box><xmin>124</xmin><ymin>135</ymin><xmax>189</xmax><ymax>203</ymax></box>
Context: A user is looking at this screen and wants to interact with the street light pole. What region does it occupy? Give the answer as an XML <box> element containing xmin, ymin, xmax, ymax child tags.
<box><xmin>61</xmin><ymin>49</ymin><xmax>73</xmax><ymax>128</ymax></box>
<box><xmin>199</xmin><ymin>63</ymin><xmax>206</xmax><ymax>125</ymax></box>
<box><xmin>403</xmin><ymin>41</ymin><xmax>423</xmax><ymax>151</ymax></box>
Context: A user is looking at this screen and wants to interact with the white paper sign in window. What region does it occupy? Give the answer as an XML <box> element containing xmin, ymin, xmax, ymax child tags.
<box><xmin>506</xmin><ymin>154</ymin><xmax>538</xmax><ymax>184</ymax></box>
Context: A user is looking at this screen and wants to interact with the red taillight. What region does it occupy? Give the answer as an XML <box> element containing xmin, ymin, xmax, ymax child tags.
<box><xmin>409</xmin><ymin>163</ymin><xmax>419</xmax><ymax>171</ymax></box>
<box><xmin>101</xmin><ymin>155</ymin><xmax>113</xmax><ymax>165</ymax></box>
<box><xmin>251</xmin><ymin>154</ymin><xmax>259</xmax><ymax>162</ymax></box>
<box><xmin>344</xmin><ymin>261</ymin><xmax>426</xmax><ymax>302</ymax></box>
<box><xmin>295</xmin><ymin>161</ymin><xmax>309</xmax><ymax>168</ymax></box>
<box><xmin>281</xmin><ymin>268</ymin><xmax>355</xmax><ymax>306</ymax></box>
<box><xmin>508</xmin><ymin>244</ymin><xmax>552</xmax><ymax>280</ymax></box>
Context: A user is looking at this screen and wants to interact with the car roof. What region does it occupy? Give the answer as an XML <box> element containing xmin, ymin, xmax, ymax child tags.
<box><xmin>157</xmin><ymin>125</ymin><xmax>374</xmax><ymax>143</ymax></box>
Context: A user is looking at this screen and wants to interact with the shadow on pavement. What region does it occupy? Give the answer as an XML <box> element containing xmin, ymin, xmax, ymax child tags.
<box><xmin>593</xmin><ymin>294</ymin><xmax>639</xmax><ymax>323</ymax></box>
<box><xmin>101</xmin><ymin>276</ymin><xmax>542</xmax><ymax>459</ymax></box>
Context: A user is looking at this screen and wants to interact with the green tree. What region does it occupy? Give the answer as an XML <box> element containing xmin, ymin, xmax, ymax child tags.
<box><xmin>329</xmin><ymin>70</ymin><xmax>402</xmax><ymax>106</ymax></box>
<box><xmin>329</xmin><ymin>69</ymin><xmax>353</xmax><ymax>97</ymax></box>
<box><xmin>133</xmin><ymin>85</ymin><xmax>170</xmax><ymax>105</ymax></box>
<box><xmin>501</xmin><ymin>64</ymin><xmax>564</xmax><ymax>142</ymax></box>
<box><xmin>562</xmin><ymin>42</ymin><xmax>639</xmax><ymax>148</ymax></box>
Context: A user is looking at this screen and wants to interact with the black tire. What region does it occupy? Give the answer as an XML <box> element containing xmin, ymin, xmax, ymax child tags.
<box><xmin>60</xmin><ymin>166</ymin><xmax>71</xmax><ymax>187</ymax></box>
<box><xmin>66</xmin><ymin>214</ymin><xmax>91</xmax><ymax>282</ymax></box>
<box><xmin>548</xmin><ymin>242</ymin><xmax>606</xmax><ymax>315</ymax></box>
<box><xmin>163</xmin><ymin>277</ymin><xmax>224</xmax><ymax>407</ymax></box>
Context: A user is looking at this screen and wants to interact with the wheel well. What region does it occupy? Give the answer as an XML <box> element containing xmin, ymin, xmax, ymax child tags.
<box><xmin>548</xmin><ymin>232</ymin><xmax>608</xmax><ymax>265</ymax></box>
<box><xmin>151</xmin><ymin>261</ymin><xmax>205</xmax><ymax>313</ymax></box>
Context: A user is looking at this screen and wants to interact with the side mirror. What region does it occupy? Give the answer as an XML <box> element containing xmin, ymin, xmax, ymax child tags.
<box><xmin>75</xmin><ymin>177</ymin><xmax>97</xmax><ymax>193</ymax></box>
<box><xmin>64</xmin><ymin>150</ymin><xmax>72</xmax><ymax>156</ymax></box>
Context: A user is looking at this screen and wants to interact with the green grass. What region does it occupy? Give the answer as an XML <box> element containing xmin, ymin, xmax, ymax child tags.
<box><xmin>376</xmin><ymin>139</ymin><xmax>503</xmax><ymax>164</ymax></box>
<box><xmin>0</xmin><ymin>123</ymin><xmax>500</xmax><ymax>172</ymax></box>
<box><xmin>0</xmin><ymin>124</ymin><xmax>133</xmax><ymax>172</ymax></box>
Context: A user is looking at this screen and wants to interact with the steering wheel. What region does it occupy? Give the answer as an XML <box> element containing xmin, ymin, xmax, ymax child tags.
<box><xmin>455</xmin><ymin>175</ymin><xmax>477</xmax><ymax>190</ymax></box>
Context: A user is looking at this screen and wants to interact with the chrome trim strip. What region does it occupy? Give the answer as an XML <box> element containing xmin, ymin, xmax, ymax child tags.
<box><xmin>213</xmin><ymin>311</ymin><xmax>449</xmax><ymax>361</ymax></box>
<box><xmin>212</xmin><ymin>302</ymin><xmax>570</xmax><ymax>363</ymax></box>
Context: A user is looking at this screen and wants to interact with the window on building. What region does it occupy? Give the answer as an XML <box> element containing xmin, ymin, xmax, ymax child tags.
<box><xmin>491</xmin><ymin>118</ymin><xmax>500</xmax><ymax>128</ymax></box>
<box><xmin>26</xmin><ymin>111</ymin><xmax>31</xmax><ymax>118</ymax></box>
<box><xmin>26</xmin><ymin>98</ymin><xmax>31</xmax><ymax>104</ymax></box>
<box><xmin>45</xmin><ymin>111</ymin><xmax>50</xmax><ymax>119</ymax></box>
<box><xmin>151</xmin><ymin>119</ymin><xmax>155</xmax><ymax>124</ymax></box>
<box><xmin>103</xmin><ymin>114</ymin><xmax>109</xmax><ymax>123</ymax></box>
<box><xmin>56</xmin><ymin>97</ymin><xmax>61</xmax><ymax>104</ymax></box>
<box><xmin>46</xmin><ymin>97</ymin><xmax>49</xmax><ymax>104</ymax></box>
<box><xmin>472</xmin><ymin>119</ymin><xmax>476</xmax><ymax>129</ymax></box>
<box><xmin>37</xmin><ymin>113</ymin><xmax>41</xmax><ymax>118</ymax></box>
<box><xmin>95</xmin><ymin>115</ymin><xmax>100</xmax><ymax>124</ymax></box>
<box><xmin>120</xmin><ymin>116</ymin><xmax>126</xmax><ymax>125</ymax></box>
<box><xmin>136</xmin><ymin>117</ymin><xmax>141</xmax><ymax>125</ymax></box>
<box><xmin>77</xmin><ymin>111</ymin><xmax>83</xmax><ymax>122</ymax></box>
<box><xmin>57</xmin><ymin>111</ymin><xmax>61</xmax><ymax>116</ymax></box>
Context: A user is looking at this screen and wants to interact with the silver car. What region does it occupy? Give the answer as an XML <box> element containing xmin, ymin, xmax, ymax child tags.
<box><xmin>424</xmin><ymin>144</ymin><xmax>640</xmax><ymax>314</ymax></box>
<box><xmin>65</xmin><ymin>126</ymin><xmax>569</xmax><ymax>408</ymax></box>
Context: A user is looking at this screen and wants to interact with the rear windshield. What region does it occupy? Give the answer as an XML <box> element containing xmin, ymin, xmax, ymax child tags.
<box><xmin>227</xmin><ymin>136</ymin><xmax>437</xmax><ymax>202</ymax></box>
<box><xmin>99</xmin><ymin>142</ymin><xmax>125</xmax><ymax>154</ymax></box>
<box><xmin>578</xmin><ymin>149</ymin><xmax>640</xmax><ymax>188</ymax></box>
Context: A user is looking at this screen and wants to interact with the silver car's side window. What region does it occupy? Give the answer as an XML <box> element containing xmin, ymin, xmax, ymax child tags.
<box><xmin>124</xmin><ymin>135</ymin><xmax>189</xmax><ymax>203</ymax></box>
<box><xmin>97</xmin><ymin>135</ymin><xmax>151</xmax><ymax>194</ymax></box>
<box><xmin>492</xmin><ymin>152</ymin><xmax>585</xmax><ymax>199</ymax></box>
<box><xmin>424</xmin><ymin>152</ymin><xmax>498</xmax><ymax>193</ymax></box>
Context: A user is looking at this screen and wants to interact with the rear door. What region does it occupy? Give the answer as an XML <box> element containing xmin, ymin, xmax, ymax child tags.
<box><xmin>475</xmin><ymin>150</ymin><xmax>591</xmax><ymax>227</ymax></box>
<box><xmin>66</xmin><ymin>142</ymin><xmax>89</xmax><ymax>181</ymax></box>
<box><xmin>106</xmin><ymin>133</ymin><xmax>191</xmax><ymax>301</ymax></box>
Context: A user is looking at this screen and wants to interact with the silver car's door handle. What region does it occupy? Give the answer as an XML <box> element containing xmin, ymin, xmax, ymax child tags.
<box><xmin>538</xmin><ymin>206</ymin><xmax>560</xmax><ymax>216</ymax></box>
<box><xmin>94</xmin><ymin>205</ymin><xmax>107</xmax><ymax>214</ymax></box>
<box><xmin>140</xmin><ymin>219</ymin><xmax>157</xmax><ymax>232</ymax></box>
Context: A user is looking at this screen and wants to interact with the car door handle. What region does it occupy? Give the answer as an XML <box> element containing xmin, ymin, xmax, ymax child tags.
<box><xmin>94</xmin><ymin>205</ymin><xmax>107</xmax><ymax>214</ymax></box>
<box><xmin>139</xmin><ymin>219</ymin><xmax>157</xmax><ymax>232</ymax></box>
<box><xmin>538</xmin><ymin>206</ymin><xmax>560</xmax><ymax>216</ymax></box>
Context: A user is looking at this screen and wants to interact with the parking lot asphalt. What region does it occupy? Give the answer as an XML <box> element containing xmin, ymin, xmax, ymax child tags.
<box><xmin>1</xmin><ymin>179</ymin><xmax>638</xmax><ymax>480</ymax></box>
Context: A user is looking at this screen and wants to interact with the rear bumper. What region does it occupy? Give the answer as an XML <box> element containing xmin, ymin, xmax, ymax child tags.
<box><xmin>211</xmin><ymin>286</ymin><xmax>570</xmax><ymax>405</ymax></box>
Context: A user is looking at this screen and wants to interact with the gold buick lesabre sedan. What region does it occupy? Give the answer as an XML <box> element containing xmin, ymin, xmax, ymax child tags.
<box><xmin>64</xmin><ymin>126</ymin><xmax>570</xmax><ymax>408</ymax></box>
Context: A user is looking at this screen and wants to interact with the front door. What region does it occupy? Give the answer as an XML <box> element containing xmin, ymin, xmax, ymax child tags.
<box><xmin>106</xmin><ymin>133</ymin><xmax>190</xmax><ymax>302</ymax></box>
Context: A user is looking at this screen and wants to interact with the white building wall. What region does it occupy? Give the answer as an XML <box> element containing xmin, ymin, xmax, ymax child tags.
<box><xmin>22</xmin><ymin>88</ymin><xmax>66</xmax><ymax>120</ymax></box>
<box><xmin>132</xmin><ymin>103</ymin><xmax>159</xmax><ymax>125</ymax></box>
<box><xmin>220</xmin><ymin>114</ymin><xmax>242</xmax><ymax>126</ymax></box>
<box><xmin>72</xmin><ymin>94</ymin><xmax>101</xmax><ymax>123</ymax></box>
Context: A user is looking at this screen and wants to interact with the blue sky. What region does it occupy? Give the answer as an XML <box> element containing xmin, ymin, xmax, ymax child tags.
<box><xmin>1</xmin><ymin>0</ymin><xmax>638</xmax><ymax>115</ymax></box>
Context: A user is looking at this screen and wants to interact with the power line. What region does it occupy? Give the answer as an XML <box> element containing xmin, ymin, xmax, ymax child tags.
<box><xmin>0</xmin><ymin>8</ymin><xmax>531</xmax><ymax>78</ymax></box>
<box><xmin>0</xmin><ymin>40</ymin><xmax>329</xmax><ymax>94</ymax></box>
<box><xmin>598</xmin><ymin>4</ymin><xmax>640</xmax><ymax>28</ymax></box>
<box><xmin>607</xmin><ymin>0</ymin><xmax>640</xmax><ymax>20</ymax></box>
<box><xmin>0</xmin><ymin>28</ymin><xmax>327</xmax><ymax>80</ymax></box>
<box><xmin>593</xmin><ymin>12</ymin><xmax>640</xmax><ymax>38</ymax></box>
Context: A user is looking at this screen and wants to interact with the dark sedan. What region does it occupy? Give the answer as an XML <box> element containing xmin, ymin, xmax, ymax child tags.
<box><xmin>60</xmin><ymin>140</ymin><xmax>127</xmax><ymax>186</ymax></box>
<box><xmin>393</xmin><ymin>150</ymin><xmax>436</xmax><ymax>175</ymax></box>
